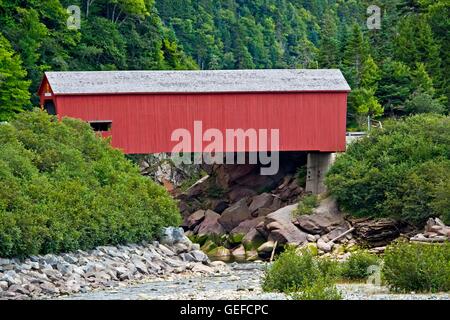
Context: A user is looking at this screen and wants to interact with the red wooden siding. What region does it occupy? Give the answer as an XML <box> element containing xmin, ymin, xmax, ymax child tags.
<box><xmin>50</xmin><ymin>92</ymin><xmax>347</xmax><ymax>154</ymax></box>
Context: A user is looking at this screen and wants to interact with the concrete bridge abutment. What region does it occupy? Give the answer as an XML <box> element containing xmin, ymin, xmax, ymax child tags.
<box><xmin>305</xmin><ymin>152</ymin><xmax>336</xmax><ymax>195</ymax></box>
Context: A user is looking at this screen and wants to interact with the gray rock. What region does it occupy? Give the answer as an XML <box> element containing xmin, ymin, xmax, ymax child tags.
<box><xmin>317</xmin><ymin>238</ymin><xmax>333</xmax><ymax>252</ymax></box>
<box><xmin>190</xmin><ymin>250</ymin><xmax>209</xmax><ymax>263</ymax></box>
<box><xmin>29</xmin><ymin>256</ymin><xmax>40</xmax><ymax>262</ymax></box>
<box><xmin>113</xmin><ymin>267</ymin><xmax>132</xmax><ymax>280</ymax></box>
<box><xmin>84</xmin><ymin>262</ymin><xmax>105</xmax><ymax>274</ymax></box>
<box><xmin>232</xmin><ymin>245</ymin><xmax>246</xmax><ymax>258</ymax></box>
<box><xmin>23</xmin><ymin>283</ymin><xmax>41</xmax><ymax>296</ymax></box>
<box><xmin>1</xmin><ymin>270</ymin><xmax>21</xmax><ymax>286</ymax></box>
<box><xmin>94</xmin><ymin>271</ymin><xmax>112</xmax><ymax>282</ymax></box>
<box><xmin>62</xmin><ymin>254</ymin><xmax>79</xmax><ymax>264</ymax></box>
<box><xmin>26</xmin><ymin>271</ymin><xmax>49</xmax><ymax>284</ymax></box>
<box><xmin>40</xmin><ymin>281</ymin><xmax>60</xmax><ymax>295</ymax></box>
<box><xmin>41</xmin><ymin>268</ymin><xmax>62</xmax><ymax>280</ymax></box>
<box><xmin>228</xmin><ymin>188</ymin><xmax>258</xmax><ymax>203</ymax></box>
<box><xmin>18</xmin><ymin>263</ymin><xmax>32</xmax><ymax>271</ymax></box>
<box><xmin>0</xmin><ymin>263</ymin><xmax>16</xmax><ymax>271</ymax></box>
<box><xmin>0</xmin><ymin>280</ymin><xmax>9</xmax><ymax>291</ymax></box>
<box><xmin>196</xmin><ymin>210</ymin><xmax>226</xmax><ymax>237</ymax></box>
<box><xmin>242</xmin><ymin>228</ymin><xmax>267</xmax><ymax>251</ymax></box>
<box><xmin>164</xmin><ymin>258</ymin><xmax>186</xmax><ymax>269</ymax></box>
<box><xmin>132</xmin><ymin>259</ymin><xmax>148</xmax><ymax>274</ymax></box>
<box><xmin>296</xmin><ymin>197</ymin><xmax>346</xmax><ymax>235</ymax></box>
<box><xmin>230</xmin><ymin>217</ymin><xmax>265</xmax><ymax>239</ymax></box>
<box><xmin>57</xmin><ymin>263</ymin><xmax>74</xmax><ymax>275</ymax></box>
<box><xmin>172</xmin><ymin>242</ymin><xmax>190</xmax><ymax>254</ymax></box>
<box><xmin>179</xmin><ymin>252</ymin><xmax>196</xmax><ymax>262</ymax></box>
<box><xmin>249</xmin><ymin>193</ymin><xmax>274</xmax><ymax>214</ymax></box>
<box><xmin>218</xmin><ymin>199</ymin><xmax>253</xmax><ymax>232</ymax></box>
<box><xmin>8</xmin><ymin>284</ymin><xmax>29</xmax><ymax>295</ymax></box>
<box><xmin>158</xmin><ymin>244</ymin><xmax>176</xmax><ymax>257</ymax></box>
<box><xmin>43</xmin><ymin>254</ymin><xmax>61</xmax><ymax>267</ymax></box>
<box><xmin>160</xmin><ymin>227</ymin><xmax>191</xmax><ymax>246</ymax></box>
<box><xmin>265</xmin><ymin>205</ymin><xmax>308</xmax><ymax>245</ymax></box>
<box><xmin>257</xmin><ymin>241</ymin><xmax>276</xmax><ymax>254</ymax></box>
<box><xmin>186</xmin><ymin>210</ymin><xmax>206</xmax><ymax>229</ymax></box>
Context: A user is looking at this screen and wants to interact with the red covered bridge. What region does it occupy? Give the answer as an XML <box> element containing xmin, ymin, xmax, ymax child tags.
<box><xmin>38</xmin><ymin>69</ymin><xmax>350</xmax><ymax>193</ymax></box>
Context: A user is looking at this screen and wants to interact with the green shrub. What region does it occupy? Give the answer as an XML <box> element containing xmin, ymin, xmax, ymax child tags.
<box><xmin>326</xmin><ymin>114</ymin><xmax>450</xmax><ymax>225</ymax></box>
<box><xmin>340</xmin><ymin>251</ymin><xmax>380</xmax><ymax>281</ymax></box>
<box><xmin>382</xmin><ymin>241</ymin><xmax>450</xmax><ymax>293</ymax></box>
<box><xmin>289</xmin><ymin>276</ymin><xmax>343</xmax><ymax>300</ymax></box>
<box><xmin>295</xmin><ymin>166</ymin><xmax>307</xmax><ymax>187</ymax></box>
<box><xmin>0</xmin><ymin>110</ymin><xmax>181</xmax><ymax>258</ymax></box>
<box><xmin>262</xmin><ymin>246</ymin><xmax>339</xmax><ymax>293</ymax></box>
<box><xmin>294</xmin><ymin>195</ymin><xmax>318</xmax><ymax>216</ymax></box>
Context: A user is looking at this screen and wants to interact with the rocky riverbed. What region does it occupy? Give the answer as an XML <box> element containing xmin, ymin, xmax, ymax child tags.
<box><xmin>64</xmin><ymin>262</ymin><xmax>450</xmax><ymax>301</ymax></box>
<box><xmin>0</xmin><ymin>228</ymin><xmax>214</xmax><ymax>300</ymax></box>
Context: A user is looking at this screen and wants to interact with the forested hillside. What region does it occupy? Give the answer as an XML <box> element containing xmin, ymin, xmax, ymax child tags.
<box><xmin>0</xmin><ymin>0</ymin><xmax>448</xmax><ymax>127</ymax></box>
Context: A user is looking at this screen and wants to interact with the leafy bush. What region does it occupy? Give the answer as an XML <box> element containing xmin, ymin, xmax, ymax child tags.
<box><xmin>289</xmin><ymin>276</ymin><xmax>343</xmax><ymax>300</ymax></box>
<box><xmin>340</xmin><ymin>251</ymin><xmax>380</xmax><ymax>281</ymax></box>
<box><xmin>262</xmin><ymin>247</ymin><xmax>339</xmax><ymax>293</ymax></box>
<box><xmin>295</xmin><ymin>166</ymin><xmax>307</xmax><ymax>187</ymax></box>
<box><xmin>326</xmin><ymin>114</ymin><xmax>450</xmax><ymax>225</ymax></box>
<box><xmin>382</xmin><ymin>241</ymin><xmax>450</xmax><ymax>293</ymax></box>
<box><xmin>294</xmin><ymin>195</ymin><xmax>319</xmax><ymax>216</ymax></box>
<box><xmin>0</xmin><ymin>110</ymin><xmax>181</xmax><ymax>258</ymax></box>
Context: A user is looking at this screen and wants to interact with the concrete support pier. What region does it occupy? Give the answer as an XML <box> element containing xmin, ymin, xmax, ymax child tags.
<box><xmin>305</xmin><ymin>152</ymin><xmax>336</xmax><ymax>194</ymax></box>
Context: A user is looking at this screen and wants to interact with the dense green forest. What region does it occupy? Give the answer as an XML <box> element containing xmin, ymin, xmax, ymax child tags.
<box><xmin>0</xmin><ymin>0</ymin><xmax>448</xmax><ymax>126</ymax></box>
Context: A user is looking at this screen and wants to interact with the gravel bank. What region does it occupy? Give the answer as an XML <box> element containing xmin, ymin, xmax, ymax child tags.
<box><xmin>64</xmin><ymin>263</ymin><xmax>450</xmax><ymax>300</ymax></box>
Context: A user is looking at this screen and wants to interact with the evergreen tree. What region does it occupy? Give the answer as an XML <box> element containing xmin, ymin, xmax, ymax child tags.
<box><xmin>377</xmin><ymin>59</ymin><xmax>413</xmax><ymax>115</ymax></box>
<box><xmin>394</xmin><ymin>16</ymin><xmax>441</xmax><ymax>84</ymax></box>
<box><xmin>348</xmin><ymin>55</ymin><xmax>383</xmax><ymax>124</ymax></box>
<box><xmin>0</xmin><ymin>33</ymin><xmax>31</xmax><ymax>121</ymax></box>
<box><xmin>405</xmin><ymin>62</ymin><xmax>445</xmax><ymax>115</ymax></box>
<box><xmin>412</xmin><ymin>63</ymin><xmax>435</xmax><ymax>96</ymax></box>
<box><xmin>318</xmin><ymin>9</ymin><xmax>339</xmax><ymax>68</ymax></box>
<box><xmin>342</xmin><ymin>24</ymin><xmax>370</xmax><ymax>88</ymax></box>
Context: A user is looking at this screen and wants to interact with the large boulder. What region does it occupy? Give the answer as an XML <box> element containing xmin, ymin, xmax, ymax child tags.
<box><xmin>208</xmin><ymin>246</ymin><xmax>231</xmax><ymax>260</ymax></box>
<box><xmin>257</xmin><ymin>241</ymin><xmax>276</xmax><ymax>255</ymax></box>
<box><xmin>295</xmin><ymin>197</ymin><xmax>346</xmax><ymax>235</ymax></box>
<box><xmin>242</xmin><ymin>228</ymin><xmax>267</xmax><ymax>251</ymax></box>
<box><xmin>186</xmin><ymin>210</ymin><xmax>206</xmax><ymax>229</ymax></box>
<box><xmin>160</xmin><ymin>227</ymin><xmax>191</xmax><ymax>246</ymax></box>
<box><xmin>231</xmin><ymin>245</ymin><xmax>246</xmax><ymax>259</ymax></box>
<box><xmin>196</xmin><ymin>210</ymin><xmax>226</xmax><ymax>237</ymax></box>
<box><xmin>352</xmin><ymin>217</ymin><xmax>407</xmax><ymax>247</ymax></box>
<box><xmin>213</xmin><ymin>164</ymin><xmax>257</xmax><ymax>189</ymax></box>
<box><xmin>265</xmin><ymin>204</ymin><xmax>308</xmax><ymax>245</ymax></box>
<box><xmin>230</xmin><ymin>217</ymin><xmax>265</xmax><ymax>240</ymax></box>
<box><xmin>218</xmin><ymin>198</ymin><xmax>252</xmax><ymax>232</ymax></box>
<box><xmin>235</xmin><ymin>174</ymin><xmax>281</xmax><ymax>192</ymax></box>
<box><xmin>204</xmin><ymin>199</ymin><xmax>229</xmax><ymax>214</ymax></box>
<box><xmin>248</xmin><ymin>193</ymin><xmax>274</xmax><ymax>214</ymax></box>
<box><xmin>228</xmin><ymin>188</ymin><xmax>257</xmax><ymax>203</ymax></box>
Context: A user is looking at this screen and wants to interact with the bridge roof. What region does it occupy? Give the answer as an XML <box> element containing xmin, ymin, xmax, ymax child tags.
<box><xmin>43</xmin><ymin>69</ymin><xmax>351</xmax><ymax>95</ymax></box>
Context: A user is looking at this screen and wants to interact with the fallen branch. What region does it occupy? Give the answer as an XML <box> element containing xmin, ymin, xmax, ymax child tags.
<box><xmin>330</xmin><ymin>227</ymin><xmax>355</xmax><ymax>243</ymax></box>
<box><xmin>270</xmin><ymin>241</ymin><xmax>278</xmax><ymax>262</ymax></box>
<box><xmin>410</xmin><ymin>237</ymin><xmax>447</xmax><ymax>243</ymax></box>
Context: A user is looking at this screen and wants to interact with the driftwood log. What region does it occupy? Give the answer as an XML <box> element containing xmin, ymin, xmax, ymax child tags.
<box><xmin>350</xmin><ymin>218</ymin><xmax>408</xmax><ymax>247</ymax></box>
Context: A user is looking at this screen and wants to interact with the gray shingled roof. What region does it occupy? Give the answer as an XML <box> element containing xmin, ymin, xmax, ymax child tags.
<box><xmin>45</xmin><ymin>69</ymin><xmax>351</xmax><ymax>95</ymax></box>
